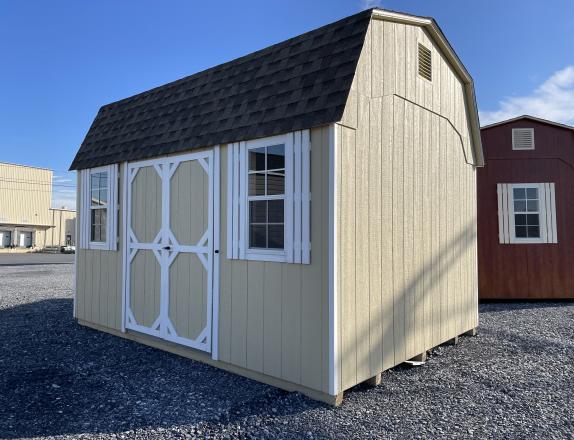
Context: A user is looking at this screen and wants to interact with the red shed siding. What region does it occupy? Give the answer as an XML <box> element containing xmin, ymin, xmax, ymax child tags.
<box><xmin>478</xmin><ymin>118</ymin><xmax>574</xmax><ymax>299</ymax></box>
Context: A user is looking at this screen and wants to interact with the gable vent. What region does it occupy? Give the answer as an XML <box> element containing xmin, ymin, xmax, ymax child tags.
<box><xmin>418</xmin><ymin>43</ymin><xmax>432</xmax><ymax>81</ymax></box>
<box><xmin>512</xmin><ymin>128</ymin><xmax>535</xmax><ymax>150</ymax></box>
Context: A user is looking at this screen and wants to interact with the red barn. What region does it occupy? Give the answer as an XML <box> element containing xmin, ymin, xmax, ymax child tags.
<box><xmin>478</xmin><ymin>115</ymin><xmax>574</xmax><ymax>299</ymax></box>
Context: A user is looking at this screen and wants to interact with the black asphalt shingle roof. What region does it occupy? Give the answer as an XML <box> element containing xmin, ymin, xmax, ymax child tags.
<box><xmin>70</xmin><ymin>10</ymin><xmax>372</xmax><ymax>170</ymax></box>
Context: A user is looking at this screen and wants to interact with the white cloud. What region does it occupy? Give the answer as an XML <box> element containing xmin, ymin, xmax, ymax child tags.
<box><xmin>360</xmin><ymin>0</ymin><xmax>383</xmax><ymax>10</ymax></box>
<box><xmin>480</xmin><ymin>65</ymin><xmax>574</xmax><ymax>126</ymax></box>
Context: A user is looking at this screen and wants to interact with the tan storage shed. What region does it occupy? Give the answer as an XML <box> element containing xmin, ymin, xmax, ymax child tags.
<box><xmin>70</xmin><ymin>8</ymin><xmax>483</xmax><ymax>404</ymax></box>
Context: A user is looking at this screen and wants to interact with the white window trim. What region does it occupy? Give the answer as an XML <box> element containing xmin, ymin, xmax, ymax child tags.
<box><xmin>227</xmin><ymin>131</ymin><xmax>310</xmax><ymax>263</ymax></box>
<box><xmin>244</xmin><ymin>134</ymin><xmax>290</xmax><ymax>262</ymax></box>
<box><xmin>497</xmin><ymin>182</ymin><xmax>557</xmax><ymax>244</ymax></box>
<box><xmin>79</xmin><ymin>164</ymin><xmax>119</xmax><ymax>251</ymax></box>
<box><xmin>508</xmin><ymin>183</ymin><xmax>546</xmax><ymax>244</ymax></box>
<box><xmin>512</xmin><ymin>128</ymin><xmax>535</xmax><ymax>150</ymax></box>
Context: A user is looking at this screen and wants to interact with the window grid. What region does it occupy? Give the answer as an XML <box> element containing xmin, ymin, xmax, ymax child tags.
<box><xmin>247</xmin><ymin>145</ymin><xmax>285</xmax><ymax>250</ymax></box>
<box><xmin>513</xmin><ymin>186</ymin><xmax>540</xmax><ymax>239</ymax></box>
<box><xmin>90</xmin><ymin>171</ymin><xmax>108</xmax><ymax>243</ymax></box>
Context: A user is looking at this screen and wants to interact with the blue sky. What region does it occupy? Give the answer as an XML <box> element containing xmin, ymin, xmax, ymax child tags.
<box><xmin>1</xmin><ymin>0</ymin><xmax>573</xmax><ymax>208</ymax></box>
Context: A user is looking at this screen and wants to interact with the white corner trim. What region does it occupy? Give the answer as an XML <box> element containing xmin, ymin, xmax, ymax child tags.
<box><xmin>212</xmin><ymin>145</ymin><xmax>221</xmax><ymax>360</ymax></box>
<box><xmin>328</xmin><ymin>123</ymin><xmax>339</xmax><ymax>396</ymax></box>
<box><xmin>121</xmin><ymin>162</ymin><xmax>128</xmax><ymax>332</ymax></box>
<box><xmin>226</xmin><ymin>144</ymin><xmax>234</xmax><ymax>260</ymax></box>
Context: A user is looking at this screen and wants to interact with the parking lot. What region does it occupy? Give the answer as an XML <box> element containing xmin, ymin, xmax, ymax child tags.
<box><xmin>1</xmin><ymin>263</ymin><xmax>573</xmax><ymax>439</ymax></box>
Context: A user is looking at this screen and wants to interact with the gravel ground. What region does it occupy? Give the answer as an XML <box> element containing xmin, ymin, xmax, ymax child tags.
<box><xmin>1</xmin><ymin>264</ymin><xmax>573</xmax><ymax>439</ymax></box>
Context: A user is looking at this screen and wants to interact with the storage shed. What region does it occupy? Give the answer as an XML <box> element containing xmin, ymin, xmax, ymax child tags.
<box><xmin>478</xmin><ymin>115</ymin><xmax>574</xmax><ymax>299</ymax></box>
<box><xmin>70</xmin><ymin>8</ymin><xmax>483</xmax><ymax>404</ymax></box>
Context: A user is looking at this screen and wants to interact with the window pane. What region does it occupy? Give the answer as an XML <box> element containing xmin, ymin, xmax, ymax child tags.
<box><xmin>91</xmin><ymin>215</ymin><xmax>97</xmax><ymax>241</ymax></box>
<box><xmin>526</xmin><ymin>214</ymin><xmax>539</xmax><ymax>226</ymax></box>
<box><xmin>267</xmin><ymin>172</ymin><xmax>285</xmax><ymax>195</ymax></box>
<box><xmin>249</xmin><ymin>201</ymin><xmax>267</xmax><ymax>223</ymax></box>
<box><xmin>100</xmin><ymin>211</ymin><xmax>107</xmax><ymax>242</ymax></box>
<box><xmin>268</xmin><ymin>224</ymin><xmax>284</xmax><ymax>249</ymax></box>
<box><xmin>513</xmin><ymin>188</ymin><xmax>526</xmax><ymax>199</ymax></box>
<box><xmin>267</xmin><ymin>144</ymin><xmax>285</xmax><ymax>170</ymax></box>
<box><xmin>515</xmin><ymin>214</ymin><xmax>526</xmax><ymax>225</ymax></box>
<box><xmin>513</xmin><ymin>200</ymin><xmax>526</xmax><ymax>212</ymax></box>
<box><xmin>526</xmin><ymin>187</ymin><xmax>538</xmax><ymax>199</ymax></box>
<box><xmin>249</xmin><ymin>173</ymin><xmax>266</xmax><ymax>196</ymax></box>
<box><xmin>91</xmin><ymin>172</ymin><xmax>108</xmax><ymax>206</ymax></box>
<box><xmin>99</xmin><ymin>186</ymin><xmax>108</xmax><ymax>205</ymax></box>
<box><xmin>249</xmin><ymin>225</ymin><xmax>266</xmax><ymax>248</ymax></box>
<box><xmin>249</xmin><ymin>147</ymin><xmax>266</xmax><ymax>171</ymax></box>
<box><xmin>527</xmin><ymin>226</ymin><xmax>540</xmax><ymax>238</ymax></box>
<box><xmin>90</xmin><ymin>208</ymin><xmax>107</xmax><ymax>242</ymax></box>
<box><xmin>268</xmin><ymin>200</ymin><xmax>284</xmax><ymax>223</ymax></box>
<box><xmin>91</xmin><ymin>189</ymin><xmax>102</xmax><ymax>206</ymax></box>
<box><xmin>526</xmin><ymin>200</ymin><xmax>538</xmax><ymax>212</ymax></box>
<box><xmin>91</xmin><ymin>173</ymin><xmax>100</xmax><ymax>191</ymax></box>
<box><xmin>515</xmin><ymin>226</ymin><xmax>527</xmax><ymax>238</ymax></box>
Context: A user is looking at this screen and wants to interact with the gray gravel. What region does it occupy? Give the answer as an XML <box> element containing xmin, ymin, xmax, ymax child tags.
<box><xmin>1</xmin><ymin>264</ymin><xmax>573</xmax><ymax>439</ymax></box>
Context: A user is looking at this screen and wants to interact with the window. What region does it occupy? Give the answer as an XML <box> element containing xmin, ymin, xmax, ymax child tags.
<box><xmin>511</xmin><ymin>187</ymin><xmax>540</xmax><ymax>239</ymax></box>
<box><xmin>497</xmin><ymin>183</ymin><xmax>557</xmax><ymax>244</ymax></box>
<box><xmin>227</xmin><ymin>131</ymin><xmax>311</xmax><ymax>263</ymax></box>
<box><xmin>79</xmin><ymin>164</ymin><xmax>118</xmax><ymax>250</ymax></box>
<box><xmin>418</xmin><ymin>43</ymin><xmax>432</xmax><ymax>81</ymax></box>
<box><xmin>90</xmin><ymin>171</ymin><xmax>108</xmax><ymax>242</ymax></box>
<box><xmin>512</xmin><ymin>128</ymin><xmax>535</xmax><ymax>150</ymax></box>
<box><xmin>248</xmin><ymin>144</ymin><xmax>285</xmax><ymax>250</ymax></box>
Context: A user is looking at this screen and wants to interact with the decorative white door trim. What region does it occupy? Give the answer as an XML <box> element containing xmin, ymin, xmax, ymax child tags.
<box><xmin>123</xmin><ymin>149</ymin><xmax>218</xmax><ymax>353</ymax></box>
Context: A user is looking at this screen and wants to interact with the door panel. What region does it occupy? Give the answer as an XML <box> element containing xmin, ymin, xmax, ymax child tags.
<box><xmin>125</xmin><ymin>150</ymin><xmax>215</xmax><ymax>352</ymax></box>
<box><xmin>168</xmin><ymin>253</ymin><xmax>208</xmax><ymax>342</ymax></box>
<box><xmin>131</xmin><ymin>166</ymin><xmax>162</xmax><ymax>243</ymax></box>
<box><xmin>170</xmin><ymin>160</ymin><xmax>208</xmax><ymax>246</ymax></box>
<box><xmin>129</xmin><ymin>249</ymin><xmax>161</xmax><ymax>329</ymax></box>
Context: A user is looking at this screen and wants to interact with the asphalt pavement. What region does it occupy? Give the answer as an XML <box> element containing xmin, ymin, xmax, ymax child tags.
<box><xmin>0</xmin><ymin>252</ymin><xmax>74</xmax><ymax>266</ymax></box>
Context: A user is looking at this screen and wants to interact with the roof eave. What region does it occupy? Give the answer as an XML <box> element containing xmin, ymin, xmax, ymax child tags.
<box><xmin>481</xmin><ymin>114</ymin><xmax>574</xmax><ymax>131</ymax></box>
<box><xmin>371</xmin><ymin>9</ymin><xmax>485</xmax><ymax>167</ymax></box>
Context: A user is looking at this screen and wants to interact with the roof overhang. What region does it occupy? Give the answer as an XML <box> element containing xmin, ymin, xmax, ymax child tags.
<box><xmin>371</xmin><ymin>9</ymin><xmax>485</xmax><ymax>167</ymax></box>
<box><xmin>481</xmin><ymin>114</ymin><xmax>574</xmax><ymax>131</ymax></box>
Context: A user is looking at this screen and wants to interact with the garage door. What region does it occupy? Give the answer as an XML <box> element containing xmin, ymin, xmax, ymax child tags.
<box><xmin>19</xmin><ymin>231</ymin><xmax>32</xmax><ymax>248</ymax></box>
<box><xmin>124</xmin><ymin>150</ymin><xmax>217</xmax><ymax>353</ymax></box>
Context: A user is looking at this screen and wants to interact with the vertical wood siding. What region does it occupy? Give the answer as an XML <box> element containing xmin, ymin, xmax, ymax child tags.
<box><xmin>337</xmin><ymin>19</ymin><xmax>478</xmax><ymax>391</ymax></box>
<box><xmin>219</xmin><ymin>126</ymin><xmax>330</xmax><ymax>393</ymax></box>
<box><xmin>77</xmin><ymin>127</ymin><xmax>330</xmax><ymax>393</ymax></box>
<box><xmin>75</xmin><ymin>165</ymin><xmax>124</xmax><ymax>331</ymax></box>
<box><xmin>478</xmin><ymin>119</ymin><xmax>574</xmax><ymax>299</ymax></box>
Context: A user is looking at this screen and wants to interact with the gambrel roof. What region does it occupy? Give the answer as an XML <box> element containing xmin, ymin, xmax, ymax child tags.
<box><xmin>70</xmin><ymin>8</ymin><xmax>483</xmax><ymax>170</ymax></box>
<box><xmin>70</xmin><ymin>10</ymin><xmax>372</xmax><ymax>170</ymax></box>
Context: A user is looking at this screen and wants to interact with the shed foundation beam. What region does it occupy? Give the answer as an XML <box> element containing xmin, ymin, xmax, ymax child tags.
<box><xmin>409</xmin><ymin>351</ymin><xmax>427</xmax><ymax>362</ymax></box>
<box><xmin>364</xmin><ymin>373</ymin><xmax>381</xmax><ymax>387</ymax></box>
<box><xmin>463</xmin><ymin>328</ymin><xmax>477</xmax><ymax>337</ymax></box>
<box><xmin>443</xmin><ymin>336</ymin><xmax>459</xmax><ymax>346</ymax></box>
<box><xmin>327</xmin><ymin>392</ymin><xmax>345</xmax><ymax>406</ymax></box>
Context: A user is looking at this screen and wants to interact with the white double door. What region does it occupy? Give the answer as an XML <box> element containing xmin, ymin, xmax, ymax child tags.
<box><xmin>125</xmin><ymin>150</ymin><xmax>216</xmax><ymax>352</ymax></box>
